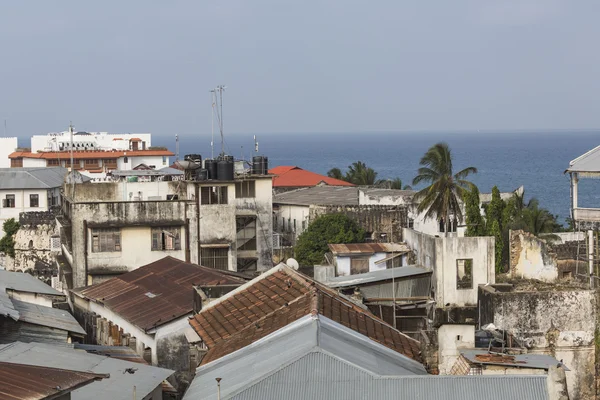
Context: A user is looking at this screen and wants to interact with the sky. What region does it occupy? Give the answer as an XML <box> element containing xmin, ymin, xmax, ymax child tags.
<box><xmin>0</xmin><ymin>1</ymin><xmax>599</xmax><ymax>138</ymax></box>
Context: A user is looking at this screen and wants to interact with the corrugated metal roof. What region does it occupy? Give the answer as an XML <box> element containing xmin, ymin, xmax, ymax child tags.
<box><xmin>0</xmin><ymin>289</ymin><xmax>19</xmax><ymax>320</ymax></box>
<box><xmin>73</xmin><ymin>344</ymin><xmax>147</xmax><ymax>364</ymax></box>
<box><xmin>461</xmin><ymin>350</ymin><xmax>567</xmax><ymax>371</ymax></box>
<box><xmin>183</xmin><ymin>315</ymin><xmax>427</xmax><ymax>400</ymax></box>
<box><xmin>0</xmin><ymin>167</ymin><xmax>70</xmax><ymax>189</ymax></box>
<box><xmin>0</xmin><ymin>341</ymin><xmax>173</xmax><ymax>400</ymax></box>
<box><xmin>231</xmin><ymin>365</ymin><xmax>549</xmax><ymax>400</ymax></box>
<box><xmin>567</xmin><ymin>145</ymin><xmax>600</xmax><ymax>173</ymax></box>
<box><xmin>190</xmin><ymin>264</ymin><xmax>422</xmax><ymax>365</ymax></box>
<box><xmin>325</xmin><ymin>266</ymin><xmax>432</xmax><ymax>288</ymax></box>
<box><xmin>274</xmin><ymin>186</ymin><xmax>360</xmax><ymax>206</ymax></box>
<box><xmin>328</xmin><ymin>242</ymin><xmax>410</xmax><ymax>255</ymax></box>
<box><xmin>0</xmin><ymin>361</ymin><xmax>107</xmax><ymax>400</ymax></box>
<box><xmin>11</xmin><ymin>299</ymin><xmax>86</xmax><ymax>335</ymax></box>
<box><xmin>73</xmin><ymin>256</ymin><xmax>248</xmax><ymax>331</ymax></box>
<box><xmin>0</xmin><ymin>270</ymin><xmax>64</xmax><ymax>296</ymax></box>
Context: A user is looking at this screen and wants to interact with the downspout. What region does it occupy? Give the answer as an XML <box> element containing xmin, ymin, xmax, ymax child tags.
<box><xmin>185</xmin><ymin>216</ymin><xmax>191</xmax><ymax>263</ymax></box>
<box><xmin>83</xmin><ymin>219</ymin><xmax>89</xmax><ymax>286</ymax></box>
<box><xmin>196</xmin><ymin>184</ymin><xmax>201</xmax><ymax>265</ymax></box>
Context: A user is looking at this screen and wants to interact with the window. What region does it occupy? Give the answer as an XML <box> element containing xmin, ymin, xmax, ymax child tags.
<box><xmin>350</xmin><ymin>257</ymin><xmax>370</xmax><ymax>275</ymax></box>
<box><xmin>123</xmin><ymin>156</ymin><xmax>129</xmax><ymax>163</ymax></box>
<box><xmin>3</xmin><ymin>194</ymin><xmax>15</xmax><ymax>208</ymax></box>
<box><xmin>235</xmin><ymin>181</ymin><xmax>256</xmax><ymax>198</ymax></box>
<box><xmin>85</xmin><ymin>159</ymin><xmax>99</xmax><ymax>167</ymax></box>
<box><xmin>47</xmin><ymin>159</ymin><xmax>61</xmax><ymax>167</ymax></box>
<box><xmin>91</xmin><ymin>228</ymin><xmax>121</xmax><ymax>253</ymax></box>
<box><xmin>151</xmin><ymin>227</ymin><xmax>181</xmax><ymax>251</ymax></box>
<box><xmin>11</xmin><ymin>159</ymin><xmax>23</xmax><ymax>168</ymax></box>
<box><xmin>237</xmin><ymin>258</ymin><xmax>257</xmax><ymax>272</ymax></box>
<box><xmin>408</xmin><ymin>218</ymin><xmax>414</xmax><ymax>229</ymax></box>
<box><xmin>293</xmin><ymin>219</ymin><xmax>296</xmax><ymax>232</ymax></box>
<box><xmin>162</xmin><ymin>156</ymin><xmax>167</xmax><ymax>165</ymax></box>
<box><xmin>236</xmin><ymin>216</ymin><xmax>257</xmax><ymax>251</ymax></box>
<box><xmin>200</xmin><ymin>186</ymin><xmax>228</xmax><ymax>205</ymax></box>
<box><xmin>201</xmin><ymin>247</ymin><xmax>229</xmax><ymax>270</ymax></box>
<box><xmin>50</xmin><ymin>236</ymin><xmax>61</xmax><ymax>251</ymax></box>
<box><xmin>29</xmin><ymin>194</ymin><xmax>39</xmax><ymax>208</ymax></box>
<box><xmin>456</xmin><ymin>259</ymin><xmax>473</xmax><ymax>289</ymax></box>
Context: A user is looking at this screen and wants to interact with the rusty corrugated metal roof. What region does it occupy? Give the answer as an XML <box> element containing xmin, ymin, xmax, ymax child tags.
<box><xmin>73</xmin><ymin>256</ymin><xmax>248</xmax><ymax>332</ymax></box>
<box><xmin>190</xmin><ymin>264</ymin><xmax>422</xmax><ymax>365</ymax></box>
<box><xmin>0</xmin><ymin>361</ymin><xmax>107</xmax><ymax>400</ymax></box>
<box><xmin>328</xmin><ymin>242</ymin><xmax>410</xmax><ymax>255</ymax></box>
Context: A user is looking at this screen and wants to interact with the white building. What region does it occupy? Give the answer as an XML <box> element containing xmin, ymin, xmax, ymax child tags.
<box><xmin>328</xmin><ymin>243</ymin><xmax>410</xmax><ymax>276</ymax></box>
<box><xmin>31</xmin><ymin>131</ymin><xmax>152</xmax><ymax>152</ymax></box>
<box><xmin>0</xmin><ymin>167</ymin><xmax>68</xmax><ymax>238</ymax></box>
<box><xmin>0</xmin><ymin>137</ymin><xmax>18</xmax><ymax>168</ymax></box>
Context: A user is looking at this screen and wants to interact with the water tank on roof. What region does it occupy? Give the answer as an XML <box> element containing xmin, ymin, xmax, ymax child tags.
<box><xmin>252</xmin><ymin>156</ymin><xmax>269</xmax><ymax>174</ymax></box>
<box><xmin>217</xmin><ymin>159</ymin><xmax>234</xmax><ymax>181</ymax></box>
<box><xmin>205</xmin><ymin>159</ymin><xmax>218</xmax><ymax>179</ymax></box>
<box><xmin>195</xmin><ymin>169</ymin><xmax>208</xmax><ymax>181</ymax></box>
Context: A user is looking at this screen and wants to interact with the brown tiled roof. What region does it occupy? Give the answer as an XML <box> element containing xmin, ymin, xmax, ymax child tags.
<box><xmin>190</xmin><ymin>266</ymin><xmax>422</xmax><ymax>364</ymax></box>
<box><xmin>73</xmin><ymin>256</ymin><xmax>248</xmax><ymax>332</ymax></box>
<box><xmin>0</xmin><ymin>361</ymin><xmax>107</xmax><ymax>400</ymax></box>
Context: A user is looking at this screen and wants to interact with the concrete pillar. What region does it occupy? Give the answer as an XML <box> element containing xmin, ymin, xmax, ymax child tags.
<box><xmin>547</xmin><ymin>366</ymin><xmax>570</xmax><ymax>400</ymax></box>
<box><xmin>572</xmin><ymin>173</ymin><xmax>578</xmax><ymax>216</ymax></box>
<box><xmin>589</xmin><ymin>230</ymin><xmax>594</xmax><ymax>287</ymax></box>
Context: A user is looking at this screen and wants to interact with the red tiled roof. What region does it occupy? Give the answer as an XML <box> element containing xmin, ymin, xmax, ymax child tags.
<box><xmin>0</xmin><ymin>361</ymin><xmax>107</xmax><ymax>400</ymax></box>
<box><xmin>268</xmin><ymin>166</ymin><xmax>355</xmax><ymax>188</ymax></box>
<box><xmin>73</xmin><ymin>256</ymin><xmax>248</xmax><ymax>332</ymax></box>
<box><xmin>9</xmin><ymin>149</ymin><xmax>173</xmax><ymax>160</ymax></box>
<box><xmin>190</xmin><ymin>266</ymin><xmax>422</xmax><ymax>364</ymax></box>
<box><xmin>129</xmin><ymin>138</ymin><xmax>142</xmax><ymax>142</ymax></box>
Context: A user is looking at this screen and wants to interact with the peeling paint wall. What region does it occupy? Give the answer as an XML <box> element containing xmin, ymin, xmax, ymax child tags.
<box><xmin>479</xmin><ymin>287</ymin><xmax>596</xmax><ymax>399</ymax></box>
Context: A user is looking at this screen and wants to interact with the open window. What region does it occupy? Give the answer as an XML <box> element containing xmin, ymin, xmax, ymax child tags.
<box><xmin>200</xmin><ymin>186</ymin><xmax>228</xmax><ymax>205</ymax></box>
<box><xmin>350</xmin><ymin>256</ymin><xmax>370</xmax><ymax>275</ymax></box>
<box><xmin>151</xmin><ymin>227</ymin><xmax>181</xmax><ymax>251</ymax></box>
<box><xmin>235</xmin><ymin>181</ymin><xmax>256</xmax><ymax>198</ymax></box>
<box><xmin>456</xmin><ymin>258</ymin><xmax>473</xmax><ymax>289</ymax></box>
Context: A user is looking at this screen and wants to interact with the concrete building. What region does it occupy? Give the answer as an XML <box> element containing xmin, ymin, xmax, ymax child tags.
<box><xmin>0</xmin><ymin>167</ymin><xmax>68</xmax><ymax>238</ymax></box>
<box><xmin>58</xmin><ymin>170</ymin><xmax>273</xmax><ymax>288</ymax></box>
<box><xmin>0</xmin><ymin>341</ymin><xmax>174</xmax><ymax>400</ymax></box>
<box><xmin>30</xmin><ymin>130</ymin><xmax>153</xmax><ymax>153</ymax></box>
<box><xmin>72</xmin><ymin>256</ymin><xmax>248</xmax><ymax>393</ymax></box>
<box><xmin>328</xmin><ymin>242</ymin><xmax>410</xmax><ymax>275</ymax></box>
<box><xmin>0</xmin><ymin>137</ymin><xmax>18</xmax><ymax>168</ymax></box>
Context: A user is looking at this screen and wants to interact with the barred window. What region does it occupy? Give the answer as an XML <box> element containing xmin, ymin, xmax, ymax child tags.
<box><xmin>200</xmin><ymin>186</ymin><xmax>228</xmax><ymax>205</ymax></box>
<box><xmin>151</xmin><ymin>227</ymin><xmax>181</xmax><ymax>251</ymax></box>
<box><xmin>235</xmin><ymin>181</ymin><xmax>255</xmax><ymax>198</ymax></box>
<box><xmin>201</xmin><ymin>247</ymin><xmax>229</xmax><ymax>270</ymax></box>
<box><xmin>91</xmin><ymin>228</ymin><xmax>121</xmax><ymax>253</ymax></box>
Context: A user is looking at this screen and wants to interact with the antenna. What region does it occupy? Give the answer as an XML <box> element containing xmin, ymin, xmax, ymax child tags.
<box><xmin>254</xmin><ymin>135</ymin><xmax>259</xmax><ymax>153</ymax></box>
<box><xmin>69</xmin><ymin>122</ymin><xmax>75</xmax><ymax>194</ymax></box>
<box><xmin>216</xmin><ymin>85</ymin><xmax>226</xmax><ymax>156</ymax></box>
<box><xmin>175</xmin><ymin>134</ymin><xmax>179</xmax><ymax>161</ymax></box>
<box><xmin>210</xmin><ymin>89</ymin><xmax>216</xmax><ymax>159</ymax></box>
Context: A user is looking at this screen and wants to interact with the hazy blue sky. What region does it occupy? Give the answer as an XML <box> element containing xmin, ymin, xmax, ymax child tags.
<box><xmin>1</xmin><ymin>1</ymin><xmax>599</xmax><ymax>137</ymax></box>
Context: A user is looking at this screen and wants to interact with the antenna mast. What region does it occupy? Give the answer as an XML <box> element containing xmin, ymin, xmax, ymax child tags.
<box><xmin>69</xmin><ymin>122</ymin><xmax>75</xmax><ymax>194</ymax></box>
<box><xmin>216</xmin><ymin>85</ymin><xmax>226</xmax><ymax>156</ymax></box>
<box><xmin>175</xmin><ymin>134</ymin><xmax>179</xmax><ymax>161</ymax></box>
<box><xmin>210</xmin><ymin>89</ymin><xmax>216</xmax><ymax>159</ymax></box>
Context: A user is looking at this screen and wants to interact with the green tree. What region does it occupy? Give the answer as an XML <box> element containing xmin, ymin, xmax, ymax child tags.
<box><xmin>327</xmin><ymin>167</ymin><xmax>344</xmax><ymax>180</ymax></box>
<box><xmin>464</xmin><ymin>186</ymin><xmax>486</xmax><ymax>236</ymax></box>
<box><xmin>345</xmin><ymin>161</ymin><xmax>378</xmax><ymax>185</ymax></box>
<box><xmin>489</xmin><ymin>219</ymin><xmax>504</xmax><ymax>273</ymax></box>
<box><xmin>294</xmin><ymin>214</ymin><xmax>365</xmax><ymax>266</ymax></box>
<box><xmin>485</xmin><ymin>186</ymin><xmax>505</xmax><ymax>232</ymax></box>
<box><xmin>376</xmin><ymin>178</ymin><xmax>412</xmax><ymax>190</ymax></box>
<box><xmin>412</xmin><ymin>143</ymin><xmax>477</xmax><ymax>231</ymax></box>
<box><xmin>512</xmin><ymin>198</ymin><xmax>560</xmax><ymax>240</ymax></box>
<box><xmin>0</xmin><ymin>218</ymin><xmax>20</xmax><ymax>258</ymax></box>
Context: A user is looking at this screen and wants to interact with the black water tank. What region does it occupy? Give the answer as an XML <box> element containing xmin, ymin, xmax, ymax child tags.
<box><xmin>205</xmin><ymin>159</ymin><xmax>218</xmax><ymax>179</ymax></box>
<box><xmin>217</xmin><ymin>159</ymin><xmax>234</xmax><ymax>181</ymax></box>
<box><xmin>252</xmin><ymin>156</ymin><xmax>264</xmax><ymax>175</ymax></box>
<box><xmin>184</xmin><ymin>154</ymin><xmax>202</xmax><ymax>164</ymax></box>
<box><xmin>261</xmin><ymin>156</ymin><xmax>269</xmax><ymax>175</ymax></box>
<box><xmin>195</xmin><ymin>169</ymin><xmax>208</xmax><ymax>181</ymax></box>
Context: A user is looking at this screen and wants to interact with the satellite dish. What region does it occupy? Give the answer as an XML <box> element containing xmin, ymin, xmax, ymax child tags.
<box><xmin>286</xmin><ymin>258</ymin><xmax>300</xmax><ymax>270</ymax></box>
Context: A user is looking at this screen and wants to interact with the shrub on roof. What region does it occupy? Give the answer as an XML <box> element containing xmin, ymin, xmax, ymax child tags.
<box><xmin>294</xmin><ymin>213</ymin><xmax>365</xmax><ymax>266</ymax></box>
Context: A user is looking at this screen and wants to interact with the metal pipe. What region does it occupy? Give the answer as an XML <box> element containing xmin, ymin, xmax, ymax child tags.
<box><xmin>216</xmin><ymin>378</ymin><xmax>222</xmax><ymax>400</ymax></box>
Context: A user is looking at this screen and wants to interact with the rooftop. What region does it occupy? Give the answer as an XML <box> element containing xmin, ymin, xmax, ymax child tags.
<box><xmin>566</xmin><ymin>145</ymin><xmax>600</xmax><ymax>174</ymax></box>
<box><xmin>189</xmin><ymin>264</ymin><xmax>422</xmax><ymax>365</ymax></box>
<box><xmin>72</xmin><ymin>256</ymin><xmax>248</xmax><ymax>331</ymax></box>
<box><xmin>0</xmin><ymin>167</ymin><xmax>72</xmax><ymax>190</ymax></box>
<box><xmin>9</xmin><ymin>149</ymin><xmax>173</xmax><ymax>160</ymax></box>
<box><xmin>0</xmin><ymin>361</ymin><xmax>108</xmax><ymax>400</ymax></box>
<box><xmin>0</xmin><ymin>270</ymin><xmax>64</xmax><ymax>296</ymax></box>
<box><xmin>325</xmin><ymin>265</ymin><xmax>432</xmax><ymax>288</ymax></box>
<box><xmin>274</xmin><ymin>186</ymin><xmax>360</xmax><ymax>205</ymax></box>
<box><xmin>11</xmin><ymin>299</ymin><xmax>86</xmax><ymax>335</ymax></box>
<box><xmin>269</xmin><ymin>165</ymin><xmax>355</xmax><ymax>188</ymax></box>
<box><xmin>461</xmin><ymin>350</ymin><xmax>566</xmax><ymax>371</ymax></box>
<box><xmin>0</xmin><ymin>342</ymin><xmax>173</xmax><ymax>400</ymax></box>
<box><xmin>328</xmin><ymin>242</ymin><xmax>410</xmax><ymax>256</ymax></box>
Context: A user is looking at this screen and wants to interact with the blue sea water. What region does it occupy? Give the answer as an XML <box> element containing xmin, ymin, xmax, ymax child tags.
<box><xmin>155</xmin><ymin>131</ymin><xmax>599</xmax><ymax>224</ymax></box>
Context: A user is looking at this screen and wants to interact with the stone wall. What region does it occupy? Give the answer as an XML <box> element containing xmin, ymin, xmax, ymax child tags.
<box><xmin>479</xmin><ymin>285</ymin><xmax>596</xmax><ymax>399</ymax></box>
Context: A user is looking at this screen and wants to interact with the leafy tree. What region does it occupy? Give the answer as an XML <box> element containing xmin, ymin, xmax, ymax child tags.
<box><xmin>412</xmin><ymin>143</ymin><xmax>477</xmax><ymax>231</ymax></box>
<box><xmin>327</xmin><ymin>167</ymin><xmax>344</xmax><ymax>180</ymax></box>
<box><xmin>376</xmin><ymin>178</ymin><xmax>412</xmax><ymax>190</ymax></box>
<box><xmin>485</xmin><ymin>186</ymin><xmax>505</xmax><ymax>232</ymax></box>
<box><xmin>464</xmin><ymin>186</ymin><xmax>486</xmax><ymax>236</ymax></box>
<box><xmin>511</xmin><ymin>198</ymin><xmax>560</xmax><ymax>240</ymax></box>
<box><xmin>294</xmin><ymin>214</ymin><xmax>365</xmax><ymax>266</ymax></box>
<box><xmin>489</xmin><ymin>220</ymin><xmax>504</xmax><ymax>273</ymax></box>
<box><xmin>345</xmin><ymin>161</ymin><xmax>378</xmax><ymax>185</ymax></box>
<box><xmin>0</xmin><ymin>218</ymin><xmax>19</xmax><ymax>258</ymax></box>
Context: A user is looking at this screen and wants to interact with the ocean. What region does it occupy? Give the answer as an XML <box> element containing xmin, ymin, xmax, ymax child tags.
<box><xmin>153</xmin><ymin>130</ymin><xmax>600</xmax><ymax>225</ymax></box>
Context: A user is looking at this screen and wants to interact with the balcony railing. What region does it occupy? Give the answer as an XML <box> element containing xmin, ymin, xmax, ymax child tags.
<box><xmin>573</xmin><ymin>208</ymin><xmax>600</xmax><ymax>222</ymax></box>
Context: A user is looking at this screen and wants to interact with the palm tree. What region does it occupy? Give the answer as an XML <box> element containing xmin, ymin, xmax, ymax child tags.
<box><xmin>327</xmin><ymin>167</ymin><xmax>344</xmax><ymax>180</ymax></box>
<box><xmin>376</xmin><ymin>178</ymin><xmax>413</xmax><ymax>190</ymax></box>
<box><xmin>345</xmin><ymin>161</ymin><xmax>378</xmax><ymax>185</ymax></box>
<box><xmin>412</xmin><ymin>143</ymin><xmax>477</xmax><ymax>231</ymax></box>
<box><xmin>511</xmin><ymin>198</ymin><xmax>559</xmax><ymax>240</ymax></box>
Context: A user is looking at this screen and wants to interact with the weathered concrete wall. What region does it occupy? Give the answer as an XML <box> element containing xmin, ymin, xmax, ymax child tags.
<box><xmin>404</xmin><ymin>228</ymin><xmax>495</xmax><ymax>307</ymax></box>
<box><xmin>479</xmin><ymin>286</ymin><xmax>595</xmax><ymax>399</ymax></box>
<box><xmin>437</xmin><ymin>325</ymin><xmax>475</xmax><ymax>375</ymax></box>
